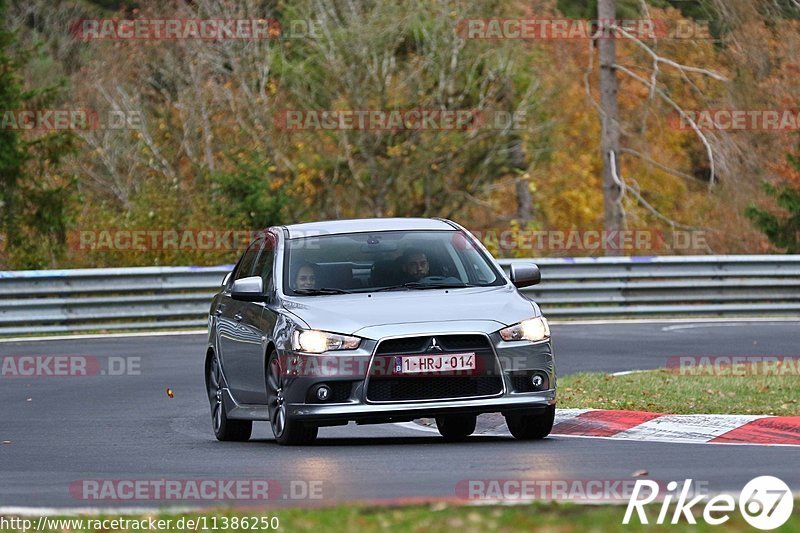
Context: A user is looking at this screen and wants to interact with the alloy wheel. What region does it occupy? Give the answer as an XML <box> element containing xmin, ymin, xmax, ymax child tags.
<box><xmin>207</xmin><ymin>355</ymin><xmax>223</xmax><ymax>434</ymax></box>
<box><xmin>267</xmin><ymin>355</ymin><xmax>286</xmax><ymax>438</ymax></box>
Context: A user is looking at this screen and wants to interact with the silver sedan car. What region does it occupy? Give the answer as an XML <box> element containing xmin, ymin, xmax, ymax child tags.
<box><xmin>205</xmin><ymin>218</ymin><xmax>555</xmax><ymax>445</ymax></box>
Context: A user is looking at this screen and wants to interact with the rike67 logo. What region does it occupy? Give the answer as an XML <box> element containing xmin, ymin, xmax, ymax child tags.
<box><xmin>624</xmin><ymin>476</ymin><xmax>793</xmax><ymax>530</ymax></box>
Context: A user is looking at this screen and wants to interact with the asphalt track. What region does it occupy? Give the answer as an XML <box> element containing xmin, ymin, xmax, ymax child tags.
<box><xmin>1</xmin><ymin>321</ymin><xmax>798</xmax><ymax>509</ymax></box>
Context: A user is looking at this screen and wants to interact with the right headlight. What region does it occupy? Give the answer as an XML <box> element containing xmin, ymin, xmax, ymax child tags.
<box><xmin>291</xmin><ymin>329</ymin><xmax>361</xmax><ymax>354</ymax></box>
<box><xmin>498</xmin><ymin>317</ymin><xmax>550</xmax><ymax>342</ymax></box>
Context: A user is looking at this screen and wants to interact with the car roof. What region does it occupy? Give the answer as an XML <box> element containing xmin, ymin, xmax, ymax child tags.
<box><xmin>282</xmin><ymin>217</ymin><xmax>456</xmax><ymax>239</ymax></box>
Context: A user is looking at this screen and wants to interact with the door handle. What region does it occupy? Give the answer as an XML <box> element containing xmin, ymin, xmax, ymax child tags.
<box><xmin>234</xmin><ymin>313</ymin><xmax>243</xmax><ymax>322</ymax></box>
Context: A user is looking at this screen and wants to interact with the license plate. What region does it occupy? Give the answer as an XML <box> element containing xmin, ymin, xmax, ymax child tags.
<box><xmin>394</xmin><ymin>352</ymin><xmax>476</xmax><ymax>374</ymax></box>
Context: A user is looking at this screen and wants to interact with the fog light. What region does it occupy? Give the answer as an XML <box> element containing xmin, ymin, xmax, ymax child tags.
<box><xmin>316</xmin><ymin>385</ymin><xmax>331</xmax><ymax>401</ymax></box>
<box><xmin>531</xmin><ymin>373</ymin><xmax>545</xmax><ymax>389</ymax></box>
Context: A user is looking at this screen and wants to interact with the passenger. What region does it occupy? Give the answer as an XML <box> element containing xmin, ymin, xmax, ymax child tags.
<box><xmin>294</xmin><ymin>262</ymin><xmax>318</xmax><ymax>290</ymax></box>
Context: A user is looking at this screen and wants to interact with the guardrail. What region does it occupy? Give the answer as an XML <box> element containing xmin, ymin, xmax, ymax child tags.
<box><xmin>1</xmin><ymin>256</ymin><xmax>799</xmax><ymax>336</ymax></box>
<box><xmin>0</xmin><ymin>266</ymin><xmax>232</xmax><ymax>336</ymax></box>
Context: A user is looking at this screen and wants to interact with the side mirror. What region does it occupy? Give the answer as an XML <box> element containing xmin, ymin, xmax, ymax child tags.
<box><xmin>231</xmin><ymin>276</ymin><xmax>266</xmax><ymax>301</ymax></box>
<box><xmin>221</xmin><ymin>272</ymin><xmax>232</xmax><ymax>287</ymax></box>
<box><xmin>509</xmin><ymin>263</ymin><xmax>541</xmax><ymax>288</ymax></box>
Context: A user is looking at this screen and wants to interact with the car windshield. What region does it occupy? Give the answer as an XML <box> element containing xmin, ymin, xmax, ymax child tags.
<box><xmin>284</xmin><ymin>230</ymin><xmax>505</xmax><ymax>295</ymax></box>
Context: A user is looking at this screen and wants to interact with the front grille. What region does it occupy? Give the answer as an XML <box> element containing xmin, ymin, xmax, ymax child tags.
<box><xmin>375</xmin><ymin>334</ymin><xmax>492</xmax><ymax>355</ymax></box>
<box><xmin>375</xmin><ymin>337</ymin><xmax>429</xmax><ymax>355</ymax></box>
<box><xmin>367</xmin><ymin>376</ymin><xmax>502</xmax><ymax>402</ymax></box>
<box><xmin>437</xmin><ymin>335</ymin><xmax>492</xmax><ymax>351</ymax></box>
<box><xmin>366</xmin><ymin>334</ymin><xmax>503</xmax><ymax>402</ymax></box>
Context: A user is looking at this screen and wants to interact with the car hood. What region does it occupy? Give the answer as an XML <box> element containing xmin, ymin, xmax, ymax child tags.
<box><xmin>281</xmin><ymin>285</ymin><xmax>539</xmax><ymax>338</ymax></box>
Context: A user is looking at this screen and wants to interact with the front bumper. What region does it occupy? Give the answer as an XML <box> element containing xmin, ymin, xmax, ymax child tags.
<box><xmin>286</xmin><ymin>389</ymin><xmax>555</xmax><ymax>424</ymax></box>
<box><xmin>270</xmin><ymin>333</ymin><xmax>556</xmax><ymax>425</ymax></box>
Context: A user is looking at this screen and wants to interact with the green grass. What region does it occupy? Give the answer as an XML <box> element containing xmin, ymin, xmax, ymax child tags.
<box><xmin>559</xmin><ymin>368</ymin><xmax>799</xmax><ymax>416</ymax></box>
<box><xmin>2</xmin><ymin>502</ymin><xmax>799</xmax><ymax>532</ymax></box>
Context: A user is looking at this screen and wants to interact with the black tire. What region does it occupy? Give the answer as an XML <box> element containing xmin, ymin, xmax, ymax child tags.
<box><xmin>435</xmin><ymin>414</ymin><xmax>477</xmax><ymax>441</ymax></box>
<box><xmin>505</xmin><ymin>405</ymin><xmax>555</xmax><ymax>440</ymax></box>
<box><xmin>206</xmin><ymin>353</ymin><xmax>252</xmax><ymax>442</ymax></box>
<box><xmin>267</xmin><ymin>351</ymin><xmax>318</xmax><ymax>445</ymax></box>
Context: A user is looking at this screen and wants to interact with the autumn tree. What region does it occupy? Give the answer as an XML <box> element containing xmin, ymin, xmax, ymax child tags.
<box><xmin>0</xmin><ymin>0</ymin><xmax>76</xmax><ymax>269</ymax></box>
<box><xmin>275</xmin><ymin>0</ymin><xmax>550</xmax><ymax>223</ymax></box>
<box><xmin>746</xmin><ymin>140</ymin><xmax>800</xmax><ymax>252</ymax></box>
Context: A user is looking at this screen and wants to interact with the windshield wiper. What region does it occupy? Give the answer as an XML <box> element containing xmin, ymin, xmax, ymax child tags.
<box><xmin>372</xmin><ymin>281</ymin><xmax>475</xmax><ymax>292</ymax></box>
<box><xmin>293</xmin><ymin>287</ymin><xmax>352</xmax><ymax>295</ymax></box>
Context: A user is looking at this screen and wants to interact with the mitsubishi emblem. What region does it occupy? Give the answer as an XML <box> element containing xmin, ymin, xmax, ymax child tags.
<box><xmin>427</xmin><ymin>337</ymin><xmax>443</xmax><ymax>352</ymax></box>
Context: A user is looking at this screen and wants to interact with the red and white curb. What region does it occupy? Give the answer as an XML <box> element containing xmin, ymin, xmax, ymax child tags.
<box><xmin>402</xmin><ymin>409</ymin><xmax>800</xmax><ymax>446</ymax></box>
<box><xmin>552</xmin><ymin>409</ymin><xmax>800</xmax><ymax>446</ymax></box>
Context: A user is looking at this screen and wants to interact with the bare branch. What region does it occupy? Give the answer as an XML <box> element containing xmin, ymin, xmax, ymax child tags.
<box><xmin>607</xmin><ymin>151</ymin><xmax>627</xmax><ymax>229</ymax></box>
<box><xmin>611</xmin><ymin>24</ymin><xmax>728</xmax><ymax>82</ymax></box>
<box><xmin>610</xmin><ymin>151</ymin><xmax>699</xmax><ymax>231</ymax></box>
<box><xmin>619</xmin><ymin>148</ymin><xmax>707</xmax><ymax>185</ymax></box>
<box><xmin>614</xmin><ymin>64</ymin><xmax>717</xmax><ymax>188</ymax></box>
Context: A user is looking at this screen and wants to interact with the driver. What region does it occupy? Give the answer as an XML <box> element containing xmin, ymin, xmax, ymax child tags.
<box><xmin>400</xmin><ymin>248</ymin><xmax>429</xmax><ymax>282</ymax></box>
<box><xmin>294</xmin><ymin>262</ymin><xmax>318</xmax><ymax>290</ymax></box>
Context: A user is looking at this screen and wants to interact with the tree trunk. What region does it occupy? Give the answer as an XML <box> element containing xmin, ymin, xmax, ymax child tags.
<box><xmin>510</xmin><ymin>138</ymin><xmax>533</xmax><ymax>223</ymax></box>
<box><xmin>598</xmin><ymin>0</ymin><xmax>623</xmax><ymax>255</ymax></box>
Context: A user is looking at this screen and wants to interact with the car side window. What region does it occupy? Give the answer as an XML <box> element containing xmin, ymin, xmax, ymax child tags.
<box><xmin>253</xmin><ymin>234</ymin><xmax>275</xmax><ymax>291</ymax></box>
<box><xmin>233</xmin><ymin>239</ymin><xmax>264</xmax><ymax>283</ymax></box>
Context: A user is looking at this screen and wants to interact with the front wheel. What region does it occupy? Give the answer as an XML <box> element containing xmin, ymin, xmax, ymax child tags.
<box><xmin>206</xmin><ymin>353</ymin><xmax>252</xmax><ymax>441</ymax></box>
<box><xmin>505</xmin><ymin>405</ymin><xmax>555</xmax><ymax>440</ymax></box>
<box><xmin>267</xmin><ymin>351</ymin><xmax>318</xmax><ymax>445</ymax></box>
<box><xmin>435</xmin><ymin>414</ymin><xmax>477</xmax><ymax>441</ymax></box>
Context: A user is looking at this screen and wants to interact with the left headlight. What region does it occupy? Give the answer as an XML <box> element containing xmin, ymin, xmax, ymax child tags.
<box><xmin>291</xmin><ymin>329</ymin><xmax>362</xmax><ymax>354</ymax></box>
<box><xmin>499</xmin><ymin>317</ymin><xmax>550</xmax><ymax>342</ymax></box>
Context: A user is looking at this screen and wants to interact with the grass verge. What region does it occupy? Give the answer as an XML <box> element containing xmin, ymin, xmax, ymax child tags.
<box><xmin>558</xmin><ymin>368</ymin><xmax>799</xmax><ymax>415</ymax></box>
